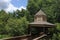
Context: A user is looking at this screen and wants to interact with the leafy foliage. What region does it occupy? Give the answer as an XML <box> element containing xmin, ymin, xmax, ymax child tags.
<box><xmin>0</xmin><ymin>10</ymin><xmax>29</xmax><ymax>38</ymax></box>
<box><xmin>5</xmin><ymin>17</ymin><xmax>29</xmax><ymax>36</ymax></box>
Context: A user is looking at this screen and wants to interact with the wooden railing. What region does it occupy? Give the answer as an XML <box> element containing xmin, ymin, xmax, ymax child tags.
<box><xmin>0</xmin><ymin>34</ymin><xmax>31</xmax><ymax>40</ymax></box>
<box><xmin>0</xmin><ymin>34</ymin><xmax>48</xmax><ymax>40</ymax></box>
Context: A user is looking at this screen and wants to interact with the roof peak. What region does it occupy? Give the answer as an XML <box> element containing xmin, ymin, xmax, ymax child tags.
<box><xmin>35</xmin><ymin>10</ymin><xmax>46</xmax><ymax>16</ymax></box>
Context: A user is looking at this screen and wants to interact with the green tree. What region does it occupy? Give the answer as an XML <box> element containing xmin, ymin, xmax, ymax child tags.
<box><xmin>0</xmin><ymin>10</ymin><xmax>9</xmax><ymax>34</ymax></box>
<box><xmin>5</xmin><ymin>17</ymin><xmax>29</xmax><ymax>36</ymax></box>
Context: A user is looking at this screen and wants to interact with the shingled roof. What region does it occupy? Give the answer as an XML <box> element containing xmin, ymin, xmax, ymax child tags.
<box><xmin>29</xmin><ymin>21</ymin><xmax>55</xmax><ymax>27</ymax></box>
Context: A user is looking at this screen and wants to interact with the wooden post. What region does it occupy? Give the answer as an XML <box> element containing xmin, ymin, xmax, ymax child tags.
<box><xmin>28</xmin><ymin>25</ymin><xmax>31</xmax><ymax>34</ymax></box>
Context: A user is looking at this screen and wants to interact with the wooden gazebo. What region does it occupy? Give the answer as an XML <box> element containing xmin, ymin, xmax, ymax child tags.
<box><xmin>28</xmin><ymin>10</ymin><xmax>56</xmax><ymax>40</ymax></box>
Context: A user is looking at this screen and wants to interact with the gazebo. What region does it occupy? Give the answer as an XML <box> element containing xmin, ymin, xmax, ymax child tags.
<box><xmin>28</xmin><ymin>10</ymin><xmax>56</xmax><ymax>39</ymax></box>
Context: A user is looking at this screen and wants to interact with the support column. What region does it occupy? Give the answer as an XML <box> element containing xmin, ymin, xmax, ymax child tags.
<box><xmin>28</xmin><ymin>25</ymin><xmax>31</xmax><ymax>34</ymax></box>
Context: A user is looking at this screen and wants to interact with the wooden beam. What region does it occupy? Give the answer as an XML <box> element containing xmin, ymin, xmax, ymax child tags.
<box><xmin>33</xmin><ymin>34</ymin><xmax>47</xmax><ymax>40</ymax></box>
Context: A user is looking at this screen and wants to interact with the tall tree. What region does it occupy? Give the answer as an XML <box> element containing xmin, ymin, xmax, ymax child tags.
<box><xmin>27</xmin><ymin>0</ymin><xmax>60</xmax><ymax>23</ymax></box>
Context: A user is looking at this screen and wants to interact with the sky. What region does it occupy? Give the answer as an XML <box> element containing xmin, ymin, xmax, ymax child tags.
<box><xmin>0</xmin><ymin>0</ymin><xmax>28</xmax><ymax>12</ymax></box>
